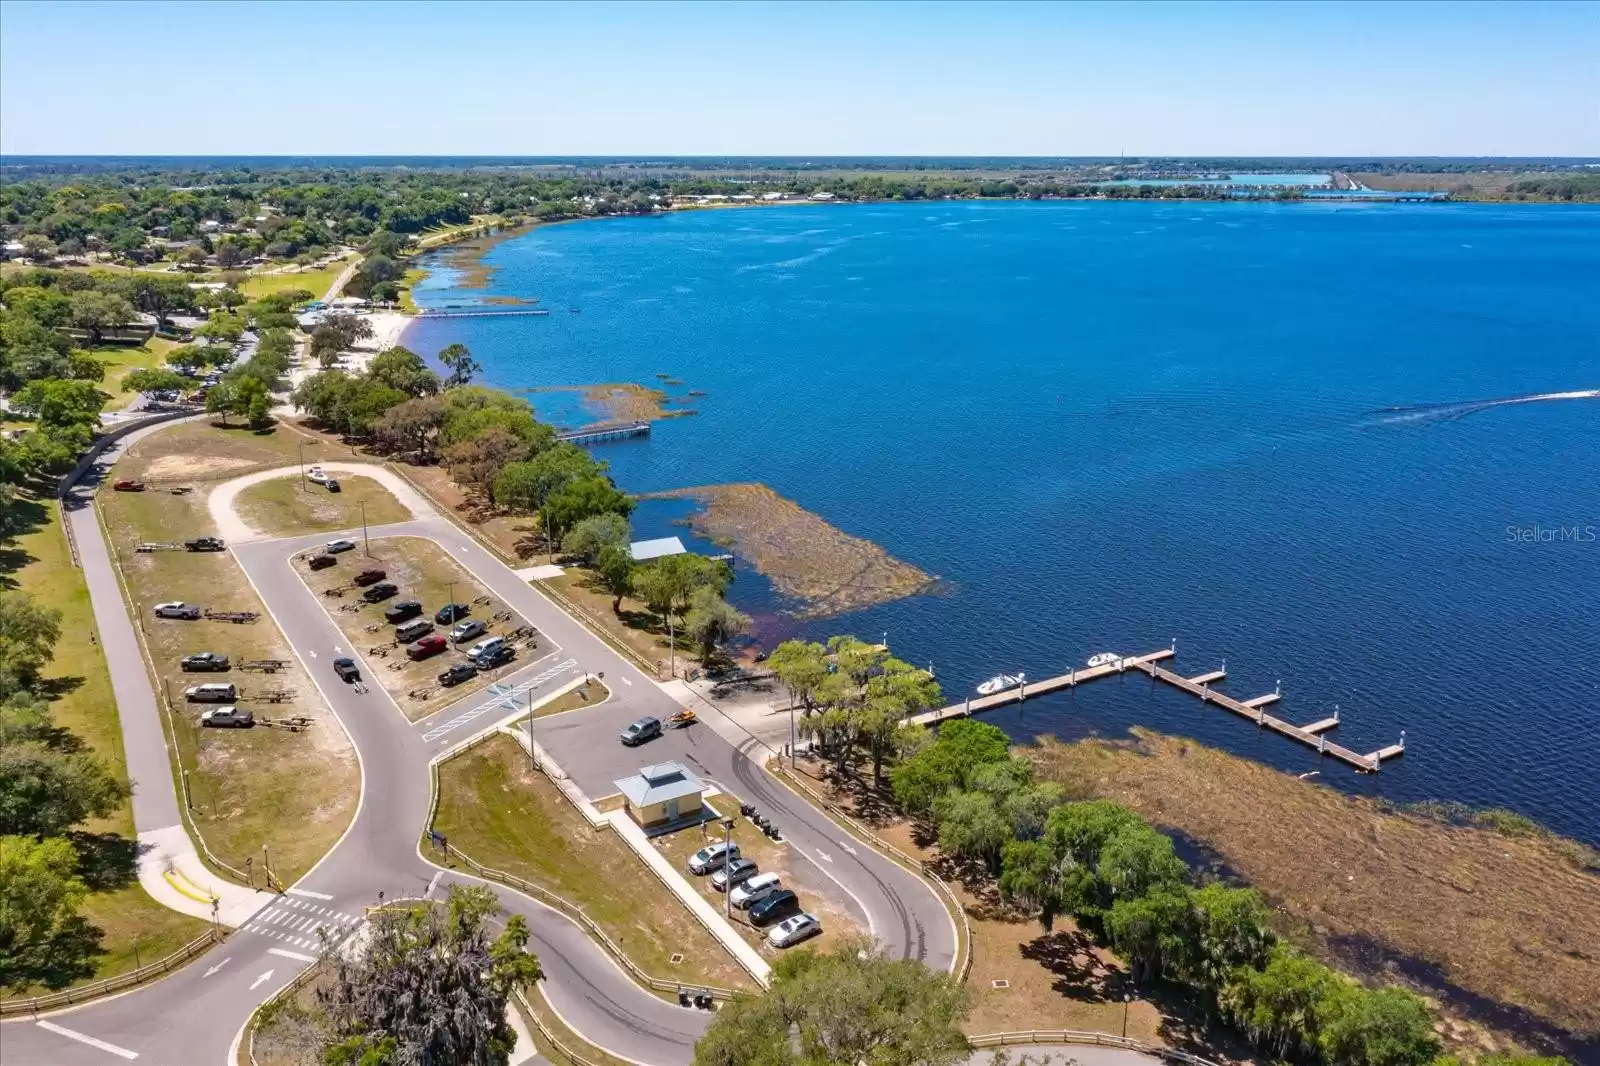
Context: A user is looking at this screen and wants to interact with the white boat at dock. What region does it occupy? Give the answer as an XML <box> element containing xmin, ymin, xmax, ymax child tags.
<box><xmin>976</xmin><ymin>673</ymin><xmax>1025</xmax><ymax>696</ymax></box>
<box><xmin>1086</xmin><ymin>652</ymin><xmax>1122</xmax><ymax>668</ymax></box>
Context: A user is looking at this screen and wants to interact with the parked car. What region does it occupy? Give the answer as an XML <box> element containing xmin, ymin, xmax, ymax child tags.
<box><xmin>308</xmin><ymin>553</ymin><xmax>338</xmax><ymax>571</ymax></box>
<box><xmin>153</xmin><ymin>601</ymin><xmax>202</xmax><ymax>620</ymax></box>
<box><xmin>437</xmin><ymin>662</ymin><xmax>478</xmax><ymax>687</ymax></box>
<box><xmin>406</xmin><ymin>634</ymin><xmax>448</xmax><ymax>661</ymax></box>
<box><xmin>435</xmin><ymin>602</ymin><xmax>470</xmax><ymax>624</ymax></box>
<box><xmin>710</xmin><ymin>858</ymin><xmax>759</xmax><ymax>892</ymax></box>
<box><xmin>185</xmin><ymin>537</ymin><xmax>225</xmax><ymax>552</ymax></box>
<box><xmin>473</xmin><ymin>643</ymin><xmax>515</xmax><ymax>669</ymax></box>
<box><xmin>383</xmin><ymin>600</ymin><xmax>423</xmax><ymax>624</ymax></box>
<box><xmin>748</xmin><ymin>889</ymin><xmax>800</xmax><ymax>926</ymax></box>
<box><xmin>112</xmin><ymin>479</ymin><xmax>145</xmax><ymax>492</ymax></box>
<box><xmin>730</xmin><ymin>872</ymin><xmax>782</xmax><ymax>910</ymax></box>
<box><xmin>465</xmin><ymin>636</ymin><xmax>506</xmax><ymax>662</ymax></box>
<box><xmin>619</xmin><ymin>716</ymin><xmax>662</xmax><ymax>747</ymax></box>
<box><xmin>353</xmin><ymin>568</ymin><xmax>387</xmax><ymax>586</ymax></box>
<box><xmin>325</xmin><ymin>538</ymin><xmax>356</xmax><ymax>554</ymax></box>
<box><xmin>306</xmin><ymin>466</ymin><xmax>330</xmax><ymax>484</ymax></box>
<box><xmin>200</xmin><ymin>706</ymin><xmax>254</xmax><ymax>728</ymax></box>
<box><xmin>180</xmin><ymin>652</ymin><xmax>230</xmax><ymax>672</ymax></box>
<box><xmin>394</xmin><ymin>618</ymin><xmax>433</xmax><ymax>644</ymax></box>
<box><xmin>449</xmin><ymin>618</ymin><xmax>487</xmax><ymax>644</ymax></box>
<box><xmin>766</xmin><ymin>913</ymin><xmax>821</xmax><ymax>948</ymax></box>
<box><xmin>687</xmin><ymin>841</ymin><xmax>739</xmax><ymax>875</ymax></box>
<box><xmin>324</xmin><ymin>478</ymin><xmax>341</xmax><ymax>493</ymax></box>
<box><xmin>185</xmin><ymin>682</ymin><xmax>237</xmax><ymax>703</ymax></box>
<box><xmin>362</xmin><ymin>582</ymin><xmax>398</xmax><ymax>604</ymax></box>
<box><xmin>333</xmin><ymin>657</ymin><xmax>360</xmax><ymax>683</ymax></box>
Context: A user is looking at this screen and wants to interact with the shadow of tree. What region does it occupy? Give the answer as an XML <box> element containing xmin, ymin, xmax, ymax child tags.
<box><xmin>69</xmin><ymin>831</ymin><xmax>141</xmax><ymax>892</ymax></box>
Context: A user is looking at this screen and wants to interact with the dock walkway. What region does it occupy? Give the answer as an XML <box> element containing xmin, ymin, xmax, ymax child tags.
<box><xmin>908</xmin><ymin>649</ymin><xmax>1175</xmax><ymax>727</ymax></box>
<box><xmin>555</xmin><ymin>420</ymin><xmax>651</xmax><ymax>445</ymax></box>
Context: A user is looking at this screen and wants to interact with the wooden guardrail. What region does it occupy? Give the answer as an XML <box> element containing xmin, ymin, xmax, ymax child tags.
<box><xmin>967</xmin><ymin>1029</ymin><xmax>1223</xmax><ymax>1066</ymax></box>
<box><xmin>514</xmin><ymin>986</ymin><xmax>610</xmax><ymax>1066</ymax></box>
<box><xmin>1</xmin><ymin>929</ymin><xmax>223</xmax><ymax>1017</ymax></box>
<box><xmin>772</xmin><ymin>761</ymin><xmax>974</xmax><ymax>983</ymax></box>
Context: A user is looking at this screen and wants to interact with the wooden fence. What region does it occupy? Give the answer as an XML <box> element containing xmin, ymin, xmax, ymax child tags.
<box><xmin>1</xmin><ymin>929</ymin><xmax>223</xmax><ymax>1017</ymax></box>
<box><xmin>968</xmin><ymin>1029</ymin><xmax>1223</xmax><ymax>1066</ymax></box>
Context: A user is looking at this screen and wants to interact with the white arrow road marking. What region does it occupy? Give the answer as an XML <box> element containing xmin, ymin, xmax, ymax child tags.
<box><xmin>424</xmin><ymin>871</ymin><xmax>443</xmax><ymax>899</ymax></box>
<box><xmin>335</xmin><ymin>646</ymin><xmax>344</xmax><ymax>654</ymax></box>
<box><xmin>36</xmin><ymin>1021</ymin><xmax>138</xmax><ymax>1060</ymax></box>
<box><xmin>815</xmin><ymin>849</ymin><xmax>833</xmax><ymax>863</ymax></box>
<box><xmin>621</xmin><ymin>676</ymin><xmax>633</xmax><ymax>686</ymax></box>
<box><xmin>204</xmin><ymin>957</ymin><xmax>232</xmax><ymax>978</ymax></box>
<box><xmin>250</xmin><ymin>969</ymin><xmax>276</xmax><ymax>991</ymax></box>
<box><xmin>309</xmin><ymin>650</ymin><xmax>318</xmax><ymax>658</ymax></box>
<box><xmin>288</xmin><ymin>886</ymin><xmax>334</xmax><ymax>901</ymax></box>
<box><xmin>839</xmin><ymin>841</ymin><xmax>858</xmax><ymax>856</ymax></box>
<box><xmin>268</xmin><ymin>947</ymin><xmax>316</xmax><ymax>963</ymax></box>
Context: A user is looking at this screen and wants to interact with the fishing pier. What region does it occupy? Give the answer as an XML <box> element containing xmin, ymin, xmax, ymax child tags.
<box><xmin>911</xmin><ymin>644</ymin><xmax>1406</xmax><ymax>773</ymax></box>
<box><xmin>555</xmin><ymin>420</ymin><xmax>651</xmax><ymax>445</ymax></box>
<box><xmin>416</xmin><ymin>307</ymin><xmax>551</xmax><ymax>319</ymax></box>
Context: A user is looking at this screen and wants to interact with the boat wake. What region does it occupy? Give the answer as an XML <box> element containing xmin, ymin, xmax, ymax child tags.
<box><xmin>1365</xmin><ymin>389</ymin><xmax>1600</xmax><ymax>426</ymax></box>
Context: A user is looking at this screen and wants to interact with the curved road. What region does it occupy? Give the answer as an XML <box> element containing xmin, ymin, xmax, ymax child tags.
<box><xmin>5</xmin><ymin>460</ymin><xmax>955</xmax><ymax>1065</ymax></box>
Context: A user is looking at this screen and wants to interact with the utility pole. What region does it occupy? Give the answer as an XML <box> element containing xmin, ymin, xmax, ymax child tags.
<box><xmin>297</xmin><ymin>442</ymin><xmax>305</xmax><ymax>492</ymax></box>
<box><xmin>722</xmin><ymin>819</ymin><xmax>735</xmax><ymax>919</ymax></box>
<box><xmin>360</xmin><ymin>501</ymin><xmax>369</xmax><ymax>556</ymax></box>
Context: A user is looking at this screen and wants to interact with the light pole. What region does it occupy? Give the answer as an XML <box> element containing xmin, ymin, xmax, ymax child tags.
<box><xmin>1122</xmin><ymin>992</ymin><xmax>1132</xmax><ymax>1038</ymax></box>
<box><xmin>788</xmin><ymin>692</ymin><xmax>797</xmax><ymax>769</ymax></box>
<box><xmin>297</xmin><ymin>442</ymin><xmax>305</xmax><ymax>491</ymax></box>
<box><xmin>360</xmin><ymin>501</ymin><xmax>369</xmax><ymax>556</ymax></box>
<box><xmin>722</xmin><ymin>819</ymin><xmax>735</xmax><ymax>919</ymax></box>
<box><xmin>667</xmin><ymin>616</ymin><xmax>677</xmax><ymax>679</ymax></box>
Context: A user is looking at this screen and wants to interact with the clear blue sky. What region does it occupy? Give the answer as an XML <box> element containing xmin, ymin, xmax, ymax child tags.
<box><xmin>3</xmin><ymin>0</ymin><xmax>1597</xmax><ymax>157</ymax></box>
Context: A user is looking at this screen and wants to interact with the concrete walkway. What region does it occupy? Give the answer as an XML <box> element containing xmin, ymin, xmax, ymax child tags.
<box><xmin>206</xmin><ymin>461</ymin><xmax>436</xmax><ymax>542</ymax></box>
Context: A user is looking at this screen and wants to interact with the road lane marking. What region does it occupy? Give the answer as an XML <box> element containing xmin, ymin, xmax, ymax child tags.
<box><xmin>289</xmin><ymin>886</ymin><xmax>334</xmax><ymax>900</ymax></box>
<box><xmin>250</xmin><ymin>969</ymin><xmax>275</xmax><ymax>990</ymax></box>
<box><xmin>204</xmin><ymin>957</ymin><xmax>232</xmax><ymax>978</ymax></box>
<box><xmin>269</xmin><ymin>947</ymin><xmax>316</xmax><ymax>962</ymax></box>
<box><xmin>420</xmin><ymin>659</ymin><xmax>577</xmax><ymax>742</ymax></box>
<box><xmin>36</xmin><ymin>1021</ymin><xmax>139</xmax><ymax>1060</ymax></box>
<box><xmin>425</xmin><ymin>871</ymin><xmax>443</xmax><ymax>899</ymax></box>
<box><xmin>815</xmin><ymin>849</ymin><xmax>834</xmax><ymax>863</ymax></box>
<box><xmin>621</xmin><ymin>676</ymin><xmax>633</xmax><ymax>686</ymax></box>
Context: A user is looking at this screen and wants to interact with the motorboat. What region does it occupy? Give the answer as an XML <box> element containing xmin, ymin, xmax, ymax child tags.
<box><xmin>1086</xmin><ymin>652</ymin><xmax>1122</xmax><ymax>668</ymax></box>
<box><xmin>976</xmin><ymin>673</ymin><xmax>1025</xmax><ymax>696</ymax></box>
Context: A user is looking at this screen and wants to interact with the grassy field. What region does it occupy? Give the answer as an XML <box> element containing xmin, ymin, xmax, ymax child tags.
<box><xmin>234</xmin><ymin>473</ymin><xmax>411</xmax><ymax>538</ymax></box>
<box><xmin>532</xmin><ymin>679</ymin><xmax>608</xmax><ymax>718</ymax></box>
<box><xmin>298</xmin><ymin>535</ymin><xmax>540</xmax><ymax>720</ymax></box>
<box><xmin>98</xmin><ymin>434</ymin><xmax>359</xmax><ymax>883</ymax></box>
<box><xmin>123</xmin><ymin>418</ymin><xmax>364</xmax><ymax>484</ymax></box>
<box><xmin>1031</xmin><ymin>730</ymin><xmax>1600</xmax><ymax>1057</ymax></box>
<box><xmin>2</xmin><ymin>493</ymin><xmax>211</xmax><ymax>997</ymax></box>
<box><xmin>93</xmin><ymin>337</ymin><xmax>181</xmax><ymax>411</ymax></box>
<box><xmin>237</xmin><ymin>256</ymin><xmax>352</xmax><ymax>301</ymax></box>
<box><xmin>433</xmin><ymin>734</ymin><xmax>753</xmax><ymax>992</ymax></box>
<box><xmin>652</xmin><ymin>803</ymin><xmax>865</xmax><ymax>964</ymax></box>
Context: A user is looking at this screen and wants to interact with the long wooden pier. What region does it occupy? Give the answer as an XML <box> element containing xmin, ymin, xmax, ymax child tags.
<box><xmin>555</xmin><ymin>420</ymin><xmax>651</xmax><ymax>445</ymax></box>
<box><xmin>417</xmin><ymin>308</ymin><xmax>550</xmax><ymax>319</ymax></box>
<box><xmin>911</xmin><ymin>646</ymin><xmax>1406</xmax><ymax>773</ymax></box>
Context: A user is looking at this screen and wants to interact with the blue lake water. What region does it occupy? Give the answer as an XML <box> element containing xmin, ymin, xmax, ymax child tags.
<box><xmin>407</xmin><ymin>200</ymin><xmax>1600</xmax><ymax>844</ymax></box>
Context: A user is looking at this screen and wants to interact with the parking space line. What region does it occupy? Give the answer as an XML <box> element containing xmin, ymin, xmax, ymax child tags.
<box><xmin>419</xmin><ymin>659</ymin><xmax>578</xmax><ymax>742</ymax></box>
<box><xmin>36</xmin><ymin>1021</ymin><xmax>139</xmax><ymax>1060</ymax></box>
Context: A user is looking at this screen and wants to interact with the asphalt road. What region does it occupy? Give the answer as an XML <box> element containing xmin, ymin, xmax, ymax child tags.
<box><xmin>6</xmin><ymin>497</ymin><xmax>955</xmax><ymax>1064</ymax></box>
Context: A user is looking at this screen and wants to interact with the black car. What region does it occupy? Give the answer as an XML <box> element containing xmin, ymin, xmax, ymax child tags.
<box><xmin>180</xmin><ymin>652</ymin><xmax>230</xmax><ymax>672</ymax></box>
<box><xmin>748</xmin><ymin>888</ymin><xmax>799</xmax><ymax>926</ymax></box>
<box><xmin>185</xmin><ymin>537</ymin><xmax>226</xmax><ymax>552</ymax></box>
<box><xmin>437</xmin><ymin>662</ymin><xmax>478</xmax><ymax>687</ymax></box>
<box><xmin>324</xmin><ymin>478</ymin><xmax>341</xmax><ymax>492</ymax></box>
<box><xmin>362</xmin><ymin>582</ymin><xmax>399</xmax><ymax>604</ymax></box>
<box><xmin>332</xmin><ymin>657</ymin><xmax>360</xmax><ymax>682</ymax></box>
<box><xmin>383</xmin><ymin>599</ymin><xmax>423</xmax><ymax>624</ymax></box>
<box><xmin>308</xmin><ymin>553</ymin><xmax>338</xmax><ymax>571</ymax></box>
<box><xmin>435</xmin><ymin>603</ymin><xmax>470</xmax><ymax>624</ymax></box>
<box><xmin>473</xmin><ymin>643</ymin><xmax>515</xmax><ymax>670</ymax></box>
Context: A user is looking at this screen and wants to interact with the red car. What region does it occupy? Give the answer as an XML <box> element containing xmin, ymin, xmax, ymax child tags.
<box><xmin>113</xmin><ymin>479</ymin><xmax>145</xmax><ymax>492</ymax></box>
<box><xmin>405</xmin><ymin>634</ymin><xmax>448</xmax><ymax>661</ymax></box>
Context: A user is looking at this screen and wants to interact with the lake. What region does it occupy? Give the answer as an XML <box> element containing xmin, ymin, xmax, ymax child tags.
<box><xmin>406</xmin><ymin>200</ymin><xmax>1600</xmax><ymax>845</ymax></box>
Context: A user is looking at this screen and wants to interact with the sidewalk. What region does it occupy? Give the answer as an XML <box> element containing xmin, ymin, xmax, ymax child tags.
<box><xmin>137</xmin><ymin>824</ymin><xmax>275</xmax><ymax>928</ymax></box>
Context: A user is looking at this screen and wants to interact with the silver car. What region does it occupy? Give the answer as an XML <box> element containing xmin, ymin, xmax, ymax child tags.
<box><xmin>766</xmin><ymin>913</ymin><xmax>820</xmax><ymax>948</ymax></box>
<box><xmin>710</xmin><ymin>858</ymin><xmax>758</xmax><ymax>892</ymax></box>
<box><xmin>687</xmin><ymin>842</ymin><xmax>739</xmax><ymax>875</ymax></box>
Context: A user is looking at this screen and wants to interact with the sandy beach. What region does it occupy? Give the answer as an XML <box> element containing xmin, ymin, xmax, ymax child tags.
<box><xmin>278</xmin><ymin>310</ymin><xmax>414</xmax><ymax>408</ymax></box>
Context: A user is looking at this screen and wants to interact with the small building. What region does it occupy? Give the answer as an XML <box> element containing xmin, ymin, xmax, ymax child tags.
<box><xmin>629</xmin><ymin>536</ymin><xmax>687</xmax><ymax>563</ymax></box>
<box><xmin>614</xmin><ymin>761</ymin><xmax>705</xmax><ymax>830</ymax></box>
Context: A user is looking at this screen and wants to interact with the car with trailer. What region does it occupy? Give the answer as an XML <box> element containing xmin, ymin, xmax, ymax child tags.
<box><xmin>200</xmin><ymin>707</ymin><xmax>254</xmax><ymax>728</ymax></box>
<box><xmin>153</xmin><ymin>601</ymin><xmax>202</xmax><ymax>619</ymax></box>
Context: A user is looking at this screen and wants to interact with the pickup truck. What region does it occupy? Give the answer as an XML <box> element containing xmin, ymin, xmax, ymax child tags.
<box><xmin>185</xmin><ymin>537</ymin><xmax>226</xmax><ymax>552</ymax></box>
<box><xmin>180</xmin><ymin>652</ymin><xmax>230</xmax><ymax>672</ymax></box>
<box><xmin>153</xmin><ymin>602</ymin><xmax>202</xmax><ymax>620</ymax></box>
<box><xmin>112</xmin><ymin>479</ymin><xmax>145</xmax><ymax>492</ymax></box>
<box><xmin>200</xmin><ymin>707</ymin><xmax>254</xmax><ymax>728</ymax></box>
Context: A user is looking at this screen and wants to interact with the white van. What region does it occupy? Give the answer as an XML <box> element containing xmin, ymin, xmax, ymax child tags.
<box><xmin>185</xmin><ymin>682</ymin><xmax>238</xmax><ymax>703</ymax></box>
<box><xmin>730</xmin><ymin>872</ymin><xmax>781</xmax><ymax>909</ymax></box>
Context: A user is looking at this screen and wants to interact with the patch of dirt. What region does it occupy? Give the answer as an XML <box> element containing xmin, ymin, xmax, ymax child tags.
<box><xmin>644</xmin><ymin>483</ymin><xmax>939</xmax><ymax>618</ymax></box>
<box><xmin>143</xmin><ymin>454</ymin><xmax>259</xmax><ymax>480</ymax></box>
<box><xmin>1029</xmin><ymin>729</ymin><xmax>1600</xmax><ymax>1059</ymax></box>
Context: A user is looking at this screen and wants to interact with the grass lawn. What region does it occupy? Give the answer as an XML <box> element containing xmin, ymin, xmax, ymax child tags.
<box><xmin>119</xmin><ymin>418</ymin><xmax>364</xmax><ymax>484</ymax></box>
<box><xmin>652</xmin><ymin>795</ymin><xmax>864</xmax><ymax>962</ymax></box>
<box><xmin>1</xmin><ymin>492</ymin><xmax>211</xmax><ymax>999</ymax></box>
<box><xmin>93</xmin><ymin>337</ymin><xmax>182</xmax><ymax>411</ymax></box>
<box><xmin>397</xmin><ymin>267</ymin><xmax>427</xmax><ymax>314</ymax></box>
<box><xmin>99</xmin><ymin>458</ymin><xmax>359</xmax><ymax>884</ymax></box>
<box><xmin>298</xmin><ymin>535</ymin><xmax>539</xmax><ymax>720</ymax></box>
<box><xmin>237</xmin><ymin>256</ymin><xmax>353</xmax><ymax>301</ymax></box>
<box><xmin>434</xmin><ymin>735</ymin><xmax>752</xmax><ymax>993</ymax></box>
<box><xmin>234</xmin><ymin>473</ymin><xmax>411</xmax><ymax>539</ymax></box>
<box><xmin>547</xmin><ymin>567</ymin><xmax>685</xmax><ymax>677</ymax></box>
<box><xmin>532</xmin><ymin>678</ymin><xmax>610</xmax><ymax>718</ymax></box>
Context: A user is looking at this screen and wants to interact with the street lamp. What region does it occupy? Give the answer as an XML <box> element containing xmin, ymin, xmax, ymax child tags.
<box><xmin>360</xmin><ymin>501</ymin><xmax>369</xmax><ymax>556</ymax></box>
<box><xmin>722</xmin><ymin>819</ymin><xmax>735</xmax><ymax>919</ymax></box>
<box><xmin>1122</xmin><ymin>991</ymin><xmax>1133</xmax><ymax>1038</ymax></box>
<box><xmin>297</xmin><ymin>442</ymin><xmax>306</xmax><ymax>492</ymax></box>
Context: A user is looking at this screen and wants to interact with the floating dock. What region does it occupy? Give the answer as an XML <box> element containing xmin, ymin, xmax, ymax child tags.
<box><xmin>912</xmin><ymin>644</ymin><xmax>1406</xmax><ymax>773</ymax></box>
<box><xmin>555</xmin><ymin>420</ymin><xmax>651</xmax><ymax>445</ymax></box>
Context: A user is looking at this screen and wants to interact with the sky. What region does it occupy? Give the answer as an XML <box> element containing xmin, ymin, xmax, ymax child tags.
<box><xmin>2</xmin><ymin>0</ymin><xmax>1597</xmax><ymax>157</ymax></box>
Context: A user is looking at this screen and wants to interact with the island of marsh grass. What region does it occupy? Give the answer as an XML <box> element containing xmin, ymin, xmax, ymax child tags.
<box><xmin>433</xmin><ymin>734</ymin><xmax>754</xmax><ymax>993</ymax></box>
<box><xmin>646</xmin><ymin>483</ymin><xmax>938</xmax><ymax>618</ymax></box>
<box><xmin>98</xmin><ymin>467</ymin><xmax>358</xmax><ymax>883</ymax></box>
<box><xmin>526</xmin><ymin>382</ymin><xmax>694</xmax><ymax>424</ymax></box>
<box><xmin>1</xmin><ymin>492</ymin><xmax>211</xmax><ymax>998</ymax></box>
<box><xmin>298</xmin><ymin>535</ymin><xmax>533</xmax><ymax>720</ymax></box>
<box><xmin>1030</xmin><ymin>728</ymin><xmax>1600</xmax><ymax>1055</ymax></box>
<box><xmin>233</xmin><ymin>473</ymin><xmax>411</xmax><ymax>539</ymax></box>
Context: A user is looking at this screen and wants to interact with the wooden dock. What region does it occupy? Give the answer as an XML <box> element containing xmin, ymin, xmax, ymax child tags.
<box><xmin>555</xmin><ymin>420</ymin><xmax>650</xmax><ymax>445</ymax></box>
<box><xmin>416</xmin><ymin>308</ymin><xmax>550</xmax><ymax>319</ymax></box>
<box><xmin>910</xmin><ymin>645</ymin><xmax>1406</xmax><ymax>773</ymax></box>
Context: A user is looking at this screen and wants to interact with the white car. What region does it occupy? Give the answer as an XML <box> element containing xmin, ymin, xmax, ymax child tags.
<box><xmin>153</xmin><ymin>601</ymin><xmax>202</xmax><ymax>619</ymax></box>
<box><xmin>730</xmin><ymin>872</ymin><xmax>782</xmax><ymax>910</ymax></box>
<box><xmin>325</xmin><ymin>538</ymin><xmax>357</xmax><ymax>554</ymax></box>
<box><xmin>766</xmin><ymin>913</ymin><xmax>820</xmax><ymax>948</ymax></box>
<box><xmin>465</xmin><ymin>635</ymin><xmax>507</xmax><ymax>662</ymax></box>
<box><xmin>306</xmin><ymin>466</ymin><xmax>330</xmax><ymax>484</ymax></box>
<box><xmin>687</xmin><ymin>841</ymin><xmax>739</xmax><ymax>875</ymax></box>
